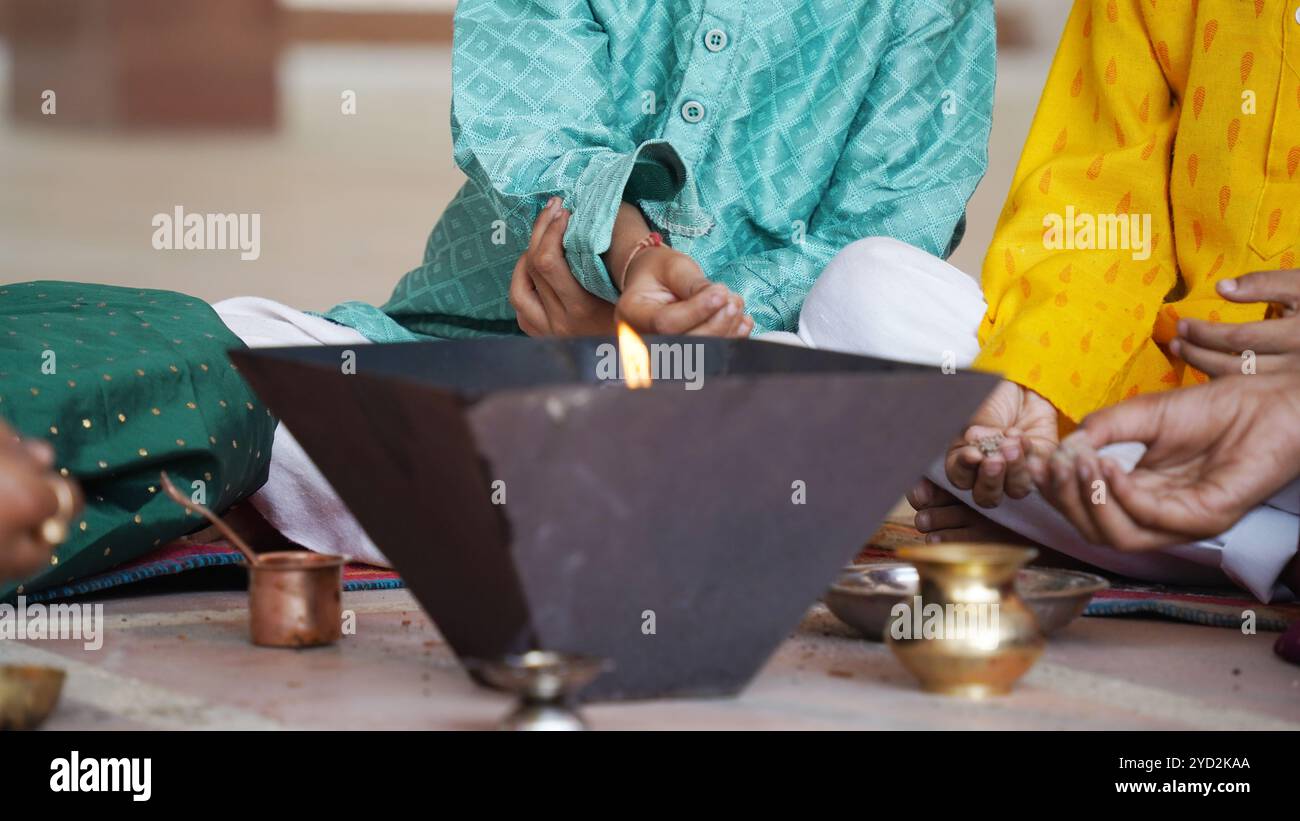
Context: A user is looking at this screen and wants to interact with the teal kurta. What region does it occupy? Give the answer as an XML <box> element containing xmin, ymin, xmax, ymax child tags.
<box><xmin>0</xmin><ymin>282</ymin><xmax>274</xmax><ymax>600</ymax></box>
<box><xmin>326</xmin><ymin>0</ymin><xmax>996</xmax><ymax>341</ymax></box>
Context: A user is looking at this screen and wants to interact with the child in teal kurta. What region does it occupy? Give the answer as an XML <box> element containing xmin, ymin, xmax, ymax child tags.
<box><xmin>0</xmin><ymin>0</ymin><xmax>997</xmax><ymax>594</ymax></box>
<box><xmin>327</xmin><ymin>0</ymin><xmax>996</xmax><ymax>341</ymax></box>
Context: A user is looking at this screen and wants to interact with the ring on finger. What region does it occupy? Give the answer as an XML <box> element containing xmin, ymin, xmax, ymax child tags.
<box><xmin>37</xmin><ymin>476</ymin><xmax>77</xmax><ymax>546</ymax></box>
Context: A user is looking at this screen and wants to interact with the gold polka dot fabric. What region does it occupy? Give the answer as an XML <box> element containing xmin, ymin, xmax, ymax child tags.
<box><xmin>976</xmin><ymin>0</ymin><xmax>1300</xmax><ymax>422</ymax></box>
<box><xmin>0</xmin><ymin>282</ymin><xmax>274</xmax><ymax>600</ymax></box>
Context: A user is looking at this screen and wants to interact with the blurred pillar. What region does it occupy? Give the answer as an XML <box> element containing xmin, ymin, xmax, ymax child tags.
<box><xmin>7</xmin><ymin>0</ymin><xmax>281</xmax><ymax>129</ymax></box>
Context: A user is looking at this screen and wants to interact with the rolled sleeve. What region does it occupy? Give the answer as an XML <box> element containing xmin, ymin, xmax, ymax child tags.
<box><xmin>564</xmin><ymin>140</ymin><xmax>688</xmax><ymax>302</ymax></box>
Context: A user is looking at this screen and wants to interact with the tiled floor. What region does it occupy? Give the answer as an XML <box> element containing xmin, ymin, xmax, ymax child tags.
<box><xmin>0</xmin><ymin>44</ymin><xmax>457</xmax><ymax>310</ymax></box>
<box><xmin>4</xmin><ymin>587</ymin><xmax>1297</xmax><ymax>730</ymax></box>
<box><xmin>1</xmin><ymin>42</ymin><xmax>1050</xmax><ymax>312</ymax></box>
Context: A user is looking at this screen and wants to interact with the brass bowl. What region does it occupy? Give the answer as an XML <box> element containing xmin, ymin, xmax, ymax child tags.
<box><xmin>0</xmin><ymin>665</ymin><xmax>66</xmax><ymax>730</ymax></box>
<box><xmin>825</xmin><ymin>561</ymin><xmax>1108</xmax><ymax>640</ymax></box>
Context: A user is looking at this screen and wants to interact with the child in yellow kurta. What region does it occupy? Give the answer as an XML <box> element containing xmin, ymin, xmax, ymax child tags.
<box><xmin>903</xmin><ymin>0</ymin><xmax>1300</xmax><ymax>601</ymax></box>
<box><xmin>978</xmin><ymin>0</ymin><xmax>1299</xmax><ymax>420</ymax></box>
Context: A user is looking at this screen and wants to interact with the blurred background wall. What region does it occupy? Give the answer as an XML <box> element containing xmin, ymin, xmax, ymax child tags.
<box><xmin>0</xmin><ymin>0</ymin><xmax>1071</xmax><ymax>312</ymax></box>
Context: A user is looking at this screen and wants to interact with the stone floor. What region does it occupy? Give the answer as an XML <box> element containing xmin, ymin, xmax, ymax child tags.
<box><xmin>4</xmin><ymin>586</ymin><xmax>1297</xmax><ymax>730</ymax></box>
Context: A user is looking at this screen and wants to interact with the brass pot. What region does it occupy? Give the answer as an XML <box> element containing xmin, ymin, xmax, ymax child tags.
<box><xmin>886</xmin><ymin>544</ymin><xmax>1044</xmax><ymax>698</ymax></box>
<box><xmin>248</xmin><ymin>551</ymin><xmax>345</xmax><ymax>648</ymax></box>
<box><xmin>0</xmin><ymin>665</ymin><xmax>66</xmax><ymax>730</ymax></box>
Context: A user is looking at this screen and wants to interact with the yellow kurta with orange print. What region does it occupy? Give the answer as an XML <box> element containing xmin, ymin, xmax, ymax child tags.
<box><xmin>976</xmin><ymin>0</ymin><xmax>1300</xmax><ymax>423</ymax></box>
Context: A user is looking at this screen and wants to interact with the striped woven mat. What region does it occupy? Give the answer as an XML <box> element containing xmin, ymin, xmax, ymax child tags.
<box><xmin>25</xmin><ymin>543</ymin><xmax>401</xmax><ymax>603</ymax></box>
<box><xmin>24</xmin><ymin>523</ymin><xmax>1300</xmax><ymax>632</ymax></box>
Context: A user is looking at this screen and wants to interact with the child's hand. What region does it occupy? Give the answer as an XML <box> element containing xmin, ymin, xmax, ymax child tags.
<box><xmin>616</xmin><ymin>245</ymin><xmax>753</xmax><ymax>337</ymax></box>
<box><xmin>509</xmin><ymin>198</ymin><xmax>616</xmax><ymax>337</ymax></box>
<box><xmin>0</xmin><ymin>424</ymin><xmax>80</xmax><ymax>582</ymax></box>
<box><xmin>944</xmin><ymin>379</ymin><xmax>1059</xmax><ymax>509</ymax></box>
<box><xmin>1174</xmin><ymin>269</ymin><xmax>1300</xmax><ymax>376</ymax></box>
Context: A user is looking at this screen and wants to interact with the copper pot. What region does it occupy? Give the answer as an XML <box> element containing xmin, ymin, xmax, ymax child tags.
<box><xmin>160</xmin><ymin>472</ymin><xmax>345</xmax><ymax>648</ymax></box>
<box><xmin>248</xmin><ymin>551</ymin><xmax>344</xmax><ymax>648</ymax></box>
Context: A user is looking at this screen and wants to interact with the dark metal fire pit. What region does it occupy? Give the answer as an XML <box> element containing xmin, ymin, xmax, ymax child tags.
<box><xmin>230</xmin><ymin>336</ymin><xmax>996</xmax><ymax>701</ymax></box>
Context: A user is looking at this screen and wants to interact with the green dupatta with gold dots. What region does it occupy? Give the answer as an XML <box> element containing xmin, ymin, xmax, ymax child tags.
<box><xmin>0</xmin><ymin>281</ymin><xmax>274</xmax><ymax>600</ymax></box>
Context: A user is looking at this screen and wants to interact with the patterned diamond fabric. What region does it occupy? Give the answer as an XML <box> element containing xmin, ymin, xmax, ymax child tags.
<box><xmin>327</xmin><ymin>0</ymin><xmax>996</xmax><ymax>340</ymax></box>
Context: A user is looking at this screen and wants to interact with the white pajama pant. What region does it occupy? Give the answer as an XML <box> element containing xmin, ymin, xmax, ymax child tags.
<box><xmin>214</xmin><ymin>297</ymin><xmax>388</xmax><ymax>567</ymax></box>
<box><xmin>763</xmin><ymin>237</ymin><xmax>1299</xmax><ymax>603</ymax></box>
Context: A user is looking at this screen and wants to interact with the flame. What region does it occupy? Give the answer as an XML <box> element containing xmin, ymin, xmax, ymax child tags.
<box><xmin>617</xmin><ymin>321</ymin><xmax>652</xmax><ymax>389</ymax></box>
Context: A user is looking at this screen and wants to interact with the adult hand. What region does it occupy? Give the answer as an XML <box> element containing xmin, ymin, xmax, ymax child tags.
<box><xmin>1029</xmin><ymin>372</ymin><xmax>1300</xmax><ymax>550</ymax></box>
<box><xmin>0</xmin><ymin>424</ymin><xmax>81</xmax><ymax>582</ymax></box>
<box><xmin>1174</xmin><ymin>269</ymin><xmax>1300</xmax><ymax>376</ymax></box>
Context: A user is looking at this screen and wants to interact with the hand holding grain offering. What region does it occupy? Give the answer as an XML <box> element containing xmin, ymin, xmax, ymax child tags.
<box><xmin>603</xmin><ymin>201</ymin><xmax>751</xmax><ymax>338</ymax></box>
<box><xmin>943</xmin><ymin>379</ymin><xmax>1059</xmax><ymax>509</ymax></box>
<box><xmin>616</xmin><ymin>246</ymin><xmax>751</xmax><ymax>338</ymax></box>
<box><xmin>1173</xmin><ymin>270</ymin><xmax>1300</xmax><ymax>376</ymax></box>
<box><xmin>1028</xmin><ymin>372</ymin><xmax>1300</xmax><ymax>551</ymax></box>
<box><xmin>511</xmin><ymin>196</ymin><xmax>751</xmax><ymax>338</ymax></box>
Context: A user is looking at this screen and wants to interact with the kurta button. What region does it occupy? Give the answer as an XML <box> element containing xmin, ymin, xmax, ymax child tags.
<box><xmin>704</xmin><ymin>28</ymin><xmax>728</xmax><ymax>52</ymax></box>
<box><xmin>1295</xmin><ymin>5</ymin><xmax>1300</xmax><ymax>23</ymax></box>
<box><xmin>681</xmin><ymin>100</ymin><xmax>705</xmax><ymax>123</ymax></box>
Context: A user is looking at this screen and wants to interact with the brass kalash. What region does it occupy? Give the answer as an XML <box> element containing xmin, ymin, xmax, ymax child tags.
<box><xmin>230</xmin><ymin>324</ymin><xmax>1001</xmax><ymax>706</ymax></box>
<box><xmin>887</xmin><ymin>544</ymin><xmax>1046</xmax><ymax>698</ymax></box>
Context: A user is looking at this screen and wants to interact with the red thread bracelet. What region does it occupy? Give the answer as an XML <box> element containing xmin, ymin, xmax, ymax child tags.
<box><xmin>619</xmin><ymin>231</ymin><xmax>664</xmax><ymax>290</ymax></box>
